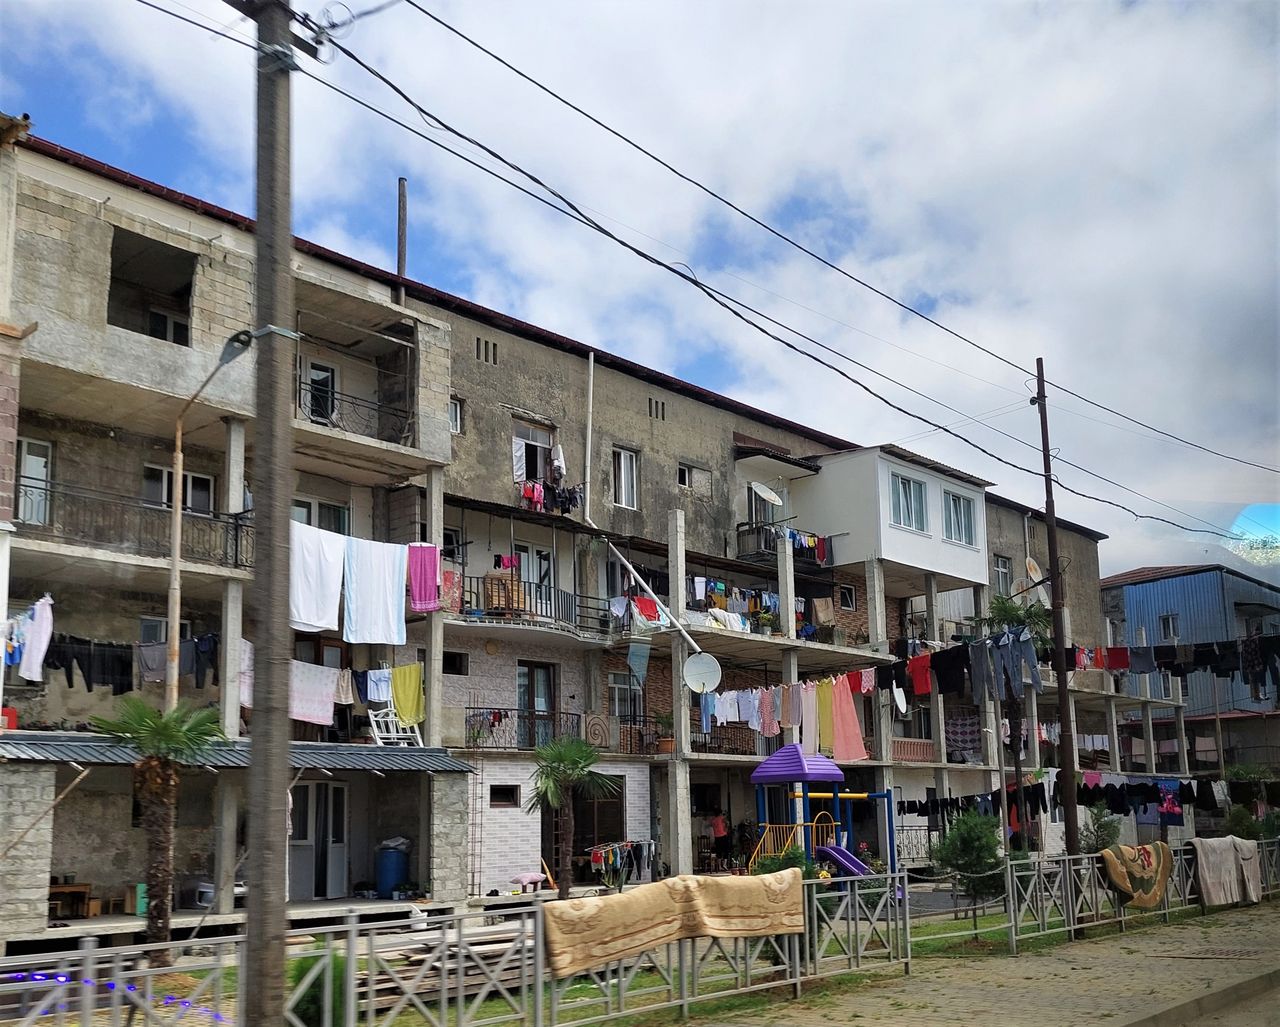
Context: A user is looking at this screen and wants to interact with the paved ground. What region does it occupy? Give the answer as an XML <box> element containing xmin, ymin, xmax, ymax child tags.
<box><xmin>1188</xmin><ymin>987</ymin><xmax>1280</xmax><ymax>1026</ymax></box>
<box><xmin>697</xmin><ymin>903</ymin><xmax>1280</xmax><ymax>1027</ymax></box>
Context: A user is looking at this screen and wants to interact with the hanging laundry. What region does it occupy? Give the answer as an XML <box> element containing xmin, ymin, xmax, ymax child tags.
<box><xmin>288</xmin><ymin>660</ymin><xmax>339</xmax><ymax>726</ymax></box>
<box><xmin>800</xmin><ymin>682</ymin><xmax>819</xmax><ymax>755</ymax></box>
<box><xmin>390</xmin><ymin>663</ymin><xmax>425</xmax><ymax>725</ymax></box>
<box><xmin>699</xmin><ymin>691</ymin><xmax>714</xmax><ymax>733</ymax></box>
<box><xmin>1128</xmin><ymin>646</ymin><xmax>1156</xmax><ymax>675</ymax></box>
<box><xmin>831</xmin><ymin>674</ymin><xmax>869</xmax><ymax>762</ymax></box>
<box><xmin>760</xmin><ymin>685</ymin><xmax>780</xmax><ymax>737</ymax></box>
<box><xmin>816</xmin><ymin>677</ymin><xmax>836</xmax><ymax>755</ymax></box>
<box><xmin>290</xmin><ymin>520</ymin><xmax>346</xmax><ymax>632</ymax></box>
<box><xmin>135</xmin><ymin>641</ymin><xmax>168</xmax><ymax>684</ymax></box>
<box><xmin>627</xmin><ymin>638</ymin><xmax>651</xmax><ymax>685</ymax></box>
<box><xmin>907</xmin><ymin>652</ymin><xmax>933</xmax><ymax>696</ymax></box>
<box><xmin>366</xmin><ymin>667</ymin><xmax>392</xmax><ymax>703</ymax></box>
<box><xmin>18</xmin><ymin>596</ymin><xmax>54</xmax><ymax>682</ymax></box>
<box><xmin>779</xmin><ymin>683</ymin><xmax>795</xmax><ymax>728</ymax></box>
<box><xmin>441</xmin><ymin>570</ymin><xmax>463</xmax><ymax>613</ymax></box>
<box><xmin>511</xmin><ymin>437</ymin><xmax>526</xmax><ymax>482</ymax></box>
<box><xmin>812</xmin><ymin>597</ymin><xmax>835</xmax><ymax>626</ymax></box>
<box><xmin>334</xmin><ymin>668</ymin><xmax>355</xmax><ymax>705</ymax></box>
<box><xmin>930</xmin><ymin>646</ymin><xmax>969</xmax><ymax>695</ymax></box>
<box><xmin>1105</xmin><ymin>647</ymin><xmax>1131</xmax><ymax>672</ymax></box>
<box><xmin>342</xmin><ymin>537</ymin><xmax>409</xmax><ymax>645</ymax></box>
<box><xmin>738</xmin><ymin>689</ymin><xmax>761</xmax><ymax>731</ymax></box>
<box><xmin>968</xmin><ymin>642</ymin><xmax>994</xmax><ymax>703</ymax></box>
<box><xmin>408</xmin><ymin>544</ymin><xmax>442</xmax><ymax>612</ymax></box>
<box><xmin>194</xmin><ymin>633</ymin><xmax>219</xmax><ymax>688</ymax></box>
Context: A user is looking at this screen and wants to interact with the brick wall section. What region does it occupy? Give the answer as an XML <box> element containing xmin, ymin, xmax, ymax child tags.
<box><xmin>0</xmin><ymin>763</ymin><xmax>57</xmax><ymax>941</ymax></box>
<box><xmin>831</xmin><ymin>568</ymin><xmax>871</xmax><ymax>645</ymax></box>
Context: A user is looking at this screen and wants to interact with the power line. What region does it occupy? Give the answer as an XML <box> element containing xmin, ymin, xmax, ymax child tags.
<box><xmin>127</xmin><ymin>0</ymin><xmax>1246</xmax><ymax>541</ymax></box>
<box><xmin>403</xmin><ymin>2</ymin><xmax>1280</xmax><ymax>477</ymax></box>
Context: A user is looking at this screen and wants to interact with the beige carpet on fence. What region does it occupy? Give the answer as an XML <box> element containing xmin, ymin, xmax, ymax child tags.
<box><xmin>542</xmin><ymin>869</ymin><xmax>804</xmax><ymax>978</ymax></box>
<box><xmin>1100</xmin><ymin>841</ymin><xmax>1173</xmax><ymax>910</ymax></box>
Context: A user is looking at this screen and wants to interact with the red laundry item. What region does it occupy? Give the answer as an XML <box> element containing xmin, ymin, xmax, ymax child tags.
<box><xmin>633</xmin><ymin>596</ymin><xmax>660</xmax><ymax>622</ymax></box>
<box><xmin>816</xmin><ymin>537</ymin><xmax>827</xmax><ymax>563</ymax></box>
<box><xmin>1092</xmin><ymin>648</ymin><xmax>1108</xmax><ymax>670</ymax></box>
<box><xmin>1105</xmin><ymin>647</ymin><xmax>1130</xmax><ymax>671</ymax></box>
<box><xmin>1075</xmin><ymin>648</ymin><xmax>1088</xmax><ymax>671</ymax></box>
<box><xmin>907</xmin><ymin>653</ymin><xmax>933</xmax><ymax>696</ymax></box>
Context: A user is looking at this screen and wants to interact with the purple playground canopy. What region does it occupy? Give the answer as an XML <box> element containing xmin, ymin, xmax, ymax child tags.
<box><xmin>750</xmin><ymin>743</ymin><xmax>845</xmax><ymax>785</ymax></box>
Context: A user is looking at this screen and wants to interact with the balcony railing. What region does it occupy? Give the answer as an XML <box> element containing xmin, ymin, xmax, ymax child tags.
<box><xmin>691</xmin><ymin>722</ymin><xmax>759</xmax><ymax>756</ymax></box>
<box><xmin>297</xmin><ymin>382</ymin><xmax>412</xmax><ymax>446</ymax></box>
<box><xmin>735</xmin><ymin>522</ymin><xmax>820</xmax><ymax>568</ymax></box>
<box><xmin>456</xmin><ymin>575</ymin><xmax>610</xmax><ymax>635</ymax></box>
<box><xmin>896</xmin><ymin>825</ymin><xmax>940</xmax><ymax>864</ymax></box>
<box><xmin>614</xmin><ymin>715</ymin><xmax>665</xmax><ymax>755</ymax></box>
<box><xmin>463</xmin><ymin>707</ymin><xmax>581</xmax><ymax>750</ymax></box>
<box><xmin>14</xmin><ymin>480</ymin><xmax>254</xmax><ymax>569</ymax></box>
<box><xmin>891</xmin><ymin>737</ymin><xmax>937</xmax><ymax>763</ymax></box>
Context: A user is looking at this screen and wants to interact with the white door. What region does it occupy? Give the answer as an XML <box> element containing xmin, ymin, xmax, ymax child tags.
<box><xmin>305</xmin><ymin>361</ymin><xmax>339</xmax><ymax>425</ymax></box>
<box><xmin>326</xmin><ymin>782</ymin><xmax>349</xmax><ymax>899</ymax></box>
<box><xmin>16</xmin><ymin>438</ymin><xmax>52</xmax><ymax>525</ymax></box>
<box><xmin>515</xmin><ymin>543</ymin><xmax>554</xmax><ymax>617</ymax></box>
<box><xmin>288</xmin><ymin>782</ymin><xmax>316</xmax><ymax>903</ymax></box>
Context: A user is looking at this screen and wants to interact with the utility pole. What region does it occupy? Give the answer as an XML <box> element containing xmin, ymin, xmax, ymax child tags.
<box><xmin>243</xmin><ymin>1</ymin><xmax>296</xmax><ymax>1021</ymax></box>
<box><xmin>1033</xmin><ymin>357</ymin><xmax>1080</xmax><ymax>857</ymax></box>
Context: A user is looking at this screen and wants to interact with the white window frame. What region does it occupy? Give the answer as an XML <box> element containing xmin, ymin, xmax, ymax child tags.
<box><xmin>993</xmin><ymin>555</ymin><xmax>1012</xmax><ymax>597</ymax></box>
<box><xmin>677</xmin><ymin>463</ymin><xmax>693</xmax><ymax>489</ymax></box>
<box><xmin>890</xmin><ymin>472</ymin><xmax>928</xmax><ymax>533</ymax></box>
<box><xmin>1157</xmin><ymin>671</ymin><xmax>1173</xmax><ymax>701</ymax></box>
<box><xmin>1159</xmin><ymin>614</ymin><xmax>1179</xmax><ymax>642</ymax></box>
<box><xmin>608</xmin><ymin>670</ymin><xmax>644</xmax><ymax>719</ymax></box>
<box><xmin>291</xmin><ymin>496</ymin><xmax>350</xmax><ymax>535</ymax></box>
<box><xmin>16</xmin><ymin>437</ymin><xmax>53</xmax><ymax>525</ymax></box>
<box><xmin>942</xmin><ymin>490</ymin><xmax>976</xmax><ymax>546</ymax></box>
<box><xmin>143</xmin><ymin>465</ymin><xmax>214</xmax><ymax>516</ymax></box>
<box><xmin>613</xmin><ymin>447</ymin><xmax>638</xmax><ymax>509</ymax></box>
<box><xmin>448</xmin><ymin>397</ymin><xmax>463</xmax><ymax>435</ymax></box>
<box><xmin>513</xmin><ymin>420</ymin><xmax>553</xmax><ymax>481</ymax></box>
<box><xmin>441</xmin><ymin>526</ymin><xmax>463</xmax><ymax>562</ymax></box>
<box><xmin>839</xmin><ymin>585</ymin><xmax>857</xmax><ymax>612</ymax></box>
<box><xmin>148</xmin><ymin>308</ymin><xmax>190</xmax><ymax>346</ymax></box>
<box><xmin>139</xmin><ymin>616</ymin><xmax>192</xmax><ymax>644</ymax></box>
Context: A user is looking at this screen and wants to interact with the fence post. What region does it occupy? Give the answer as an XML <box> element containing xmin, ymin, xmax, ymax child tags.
<box><xmin>791</xmin><ymin>932</ymin><xmax>802</xmax><ymax>998</ymax></box>
<box><xmin>1064</xmin><ymin>855</ymin><xmax>1077</xmax><ymax>939</ymax></box>
<box><xmin>344</xmin><ymin>910</ymin><xmax>358</xmax><ymax>1027</ymax></box>
<box><xmin>78</xmin><ymin>936</ymin><xmax>97</xmax><ymax>1027</ymax></box>
<box><xmin>1005</xmin><ymin>858</ymin><xmax>1018</xmax><ymax>956</ymax></box>
<box><xmin>901</xmin><ymin>870</ymin><xmax>912</xmax><ymax>976</ymax></box>
<box><xmin>532</xmin><ymin>905</ymin><xmax>545</xmax><ymax>1027</ymax></box>
<box><xmin>677</xmin><ymin>937</ymin><xmax>689</xmax><ymax>1020</ymax></box>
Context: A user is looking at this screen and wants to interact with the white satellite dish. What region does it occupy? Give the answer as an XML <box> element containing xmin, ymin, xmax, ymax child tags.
<box><xmin>683</xmin><ymin>652</ymin><xmax>723</xmax><ymax>693</ymax></box>
<box><xmin>1024</xmin><ymin>556</ymin><xmax>1051</xmax><ymax>606</ymax></box>
<box><xmin>749</xmin><ymin>481</ymin><xmax>783</xmax><ymax>507</ymax></box>
<box><xmin>892</xmin><ymin>682</ymin><xmax>907</xmax><ymax>715</ymax></box>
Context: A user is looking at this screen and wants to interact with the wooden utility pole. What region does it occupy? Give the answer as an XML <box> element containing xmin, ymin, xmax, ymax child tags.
<box><xmin>1033</xmin><ymin>357</ymin><xmax>1080</xmax><ymax>857</ymax></box>
<box><xmin>243</xmin><ymin>2</ymin><xmax>297</xmax><ymax>1021</ymax></box>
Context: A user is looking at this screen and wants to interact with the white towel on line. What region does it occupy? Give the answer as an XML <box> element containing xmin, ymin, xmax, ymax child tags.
<box><xmin>289</xmin><ymin>520</ymin><xmax>347</xmax><ymax>632</ymax></box>
<box><xmin>342</xmin><ymin>537</ymin><xmax>409</xmax><ymax>645</ymax></box>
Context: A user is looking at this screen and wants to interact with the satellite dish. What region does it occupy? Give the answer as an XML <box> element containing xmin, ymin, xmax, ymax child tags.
<box><xmin>683</xmin><ymin>652</ymin><xmax>723</xmax><ymax>693</ymax></box>
<box><xmin>749</xmin><ymin>481</ymin><xmax>783</xmax><ymax>506</ymax></box>
<box><xmin>892</xmin><ymin>682</ymin><xmax>907</xmax><ymax>715</ymax></box>
<box><xmin>1024</xmin><ymin>556</ymin><xmax>1051</xmax><ymax>606</ymax></box>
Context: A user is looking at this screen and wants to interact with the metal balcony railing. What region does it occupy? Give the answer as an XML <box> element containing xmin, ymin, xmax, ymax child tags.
<box><xmin>735</xmin><ymin>522</ymin><xmax>820</xmax><ymax>567</ymax></box>
<box><xmin>614</xmin><ymin>715</ymin><xmax>666</xmax><ymax>755</ymax></box>
<box><xmin>14</xmin><ymin>479</ymin><xmax>254</xmax><ymax>569</ymax></box>
<box><xmin>691</xmin><ymin>722</ymin><xmax>759</xmax><ymax>756</ymax></box>
<box><xmin>463</xmin><ymin>707</ymin><xmax>581</xmax><ymax>750</ymax></box>
<box><xmin>456</xmin><ymin>575</ymin><xmax>610</xmax><ymax>635</ymax></box>
<box><xmin>297</xmin><ymin>381</ymin><xmax>412</xmax><ymax>446</ymax></box>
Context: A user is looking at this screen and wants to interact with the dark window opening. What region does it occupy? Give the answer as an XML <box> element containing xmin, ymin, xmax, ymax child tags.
<box><xmin>489</xmin><ymin>784</ymin><xmax>520</xmax><ymax>808</ymax></box>
<box><xmin>443</xmin><ymin>650</ymin><xmax>469</xmax><ymax>676</ymax></box>
<box><xmin>108</xmin><ymin>228</ymin><xmax>196</xmax><ymax>345</ymax></box>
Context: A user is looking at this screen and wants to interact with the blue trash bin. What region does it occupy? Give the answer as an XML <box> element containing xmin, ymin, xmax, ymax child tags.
<box><xmin>376</xmin><ymin>848</ymin><xmax>409</xmax><ymax>899</ymax></box>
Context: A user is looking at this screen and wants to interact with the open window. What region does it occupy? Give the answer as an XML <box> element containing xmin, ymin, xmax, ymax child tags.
<box><xmin>108</xmin><ymin>228</ymin><xmax>195</xmax><ymax>345</ymax></box>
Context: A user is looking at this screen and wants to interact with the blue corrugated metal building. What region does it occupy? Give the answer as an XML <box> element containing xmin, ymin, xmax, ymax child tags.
<box><xmin>1100</xmin><ymin>564</ymin><xmax>1279</xmax><ymax>769</ymax></box>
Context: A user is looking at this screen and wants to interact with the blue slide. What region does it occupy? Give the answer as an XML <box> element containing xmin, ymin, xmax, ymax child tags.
<box><xmin>815</xmin><ymin>845</ymin><xmax>872</xmax><ymax>876</ymax></box>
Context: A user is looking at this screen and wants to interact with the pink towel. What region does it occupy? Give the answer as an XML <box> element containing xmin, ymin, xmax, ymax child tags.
<box><xmin>831</xmin><ymin>673</ymin><xmax>869</xmax><ymax>763</ymax></box>
<box><xmin>408</xmin><ymin>544</ymin><xmax>441</xmax><ymax>612</ymax></box>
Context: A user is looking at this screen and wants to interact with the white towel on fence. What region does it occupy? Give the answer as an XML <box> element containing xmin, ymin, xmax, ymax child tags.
<box><xmin>342</xmin><ymin>537</ymin><xmax>408</xmax><ymax>645</ymax></box>
<box><xmin>289</xmin><ymin>520</ymin><xmax>347</xmax><ymax>632</ymax></box>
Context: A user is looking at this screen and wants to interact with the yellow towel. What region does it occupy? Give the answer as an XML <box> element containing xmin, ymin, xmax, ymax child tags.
<box><xmin>390</xmin><ymin>663</ymin><xmax>425</xmax><ymax>725</ymax></box>
<box><xmin>816</xmin><ymin>677</ymin><xmax>835</xmax><ymax>755</ymax></box>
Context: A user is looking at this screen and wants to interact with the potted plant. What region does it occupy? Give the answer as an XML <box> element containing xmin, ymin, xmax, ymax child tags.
<box><xmin>654</xmin><ymin>712</ymin><xmax>675</xmax><ymax>754</ymax></box>
<box><xmin>758</xmin><ymin>612</ymin><xmax>777</xmax><ymax>636</ymax></box>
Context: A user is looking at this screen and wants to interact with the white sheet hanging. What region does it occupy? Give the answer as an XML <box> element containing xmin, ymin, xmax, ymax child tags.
<box><xmin>289</xmin><ymin>521</ymin><xmax>346</xmax><ymax>632</ymax></box>
<box><xmin>342</xmin><ymin>537</ymin><xmax>409</xmax><ymax>645</ymax></box>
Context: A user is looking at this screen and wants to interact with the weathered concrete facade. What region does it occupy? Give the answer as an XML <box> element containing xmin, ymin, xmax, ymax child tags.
<box><xmin>0</xmin><ymin>762</ymin><xmax>56</xmax><ymax>937</ymax></box>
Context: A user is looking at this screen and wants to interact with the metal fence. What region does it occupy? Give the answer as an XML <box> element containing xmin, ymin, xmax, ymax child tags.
<box><xmin>3</xmin><ymin>843</ymin><xmax>1276</xmax><ymax>1026</ymax></box>
<box><xmin>298</xmin><ymin>381</ymin><xmax>412</xmax><ymax>445</ymax></box>
<box><xmin>463</xmin><ymin>707</ymin><xmax>582</xmax><ymax>750</ymax></box>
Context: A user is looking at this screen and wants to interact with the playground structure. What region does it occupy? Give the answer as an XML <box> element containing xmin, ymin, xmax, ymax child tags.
<box><xmin>748</xmin><ymin>744</ymin><xmax>897</xmax><ymax>877</ymax></box>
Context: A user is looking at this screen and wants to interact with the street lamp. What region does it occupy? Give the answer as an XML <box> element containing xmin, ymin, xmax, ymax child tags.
<box><xmin>165</xmin><ymin>330</ymin><xmax>253</xmax><ymax>712</ymax></box>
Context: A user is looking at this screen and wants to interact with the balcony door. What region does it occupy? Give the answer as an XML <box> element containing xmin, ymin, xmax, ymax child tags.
<box><xmin>289</xmin><ymin>780</ymin><xmax>349</xmax><ymax>901</ymax></box>
<box><xmin>304</xmin><ymin>360</ymin><xmax>339</xmax><ymax>426</ymax></box>
<box><xmin>514</xmin><ymin>542</ymin><xmax>554</xmax><ymax>618</ymax></box>
<box><xmin>16</xmin><ymin>438</ymin><xmax>52</xmax><ymax>525</ymax></box>
<box><xmin>517</xmin><ymin>661</ymin><xmax>557</xmax><ymax>748</ymax></box>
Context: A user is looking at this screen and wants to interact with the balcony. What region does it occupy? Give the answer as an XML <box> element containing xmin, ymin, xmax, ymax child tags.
<box><xmin>691</xmin><ymin>722</ymin><xmax>759</xmax><ymax>757</ymax></box>
<box><xmin>891</xmin><ymin>737</ymin><xmax>936</xmax><ymax>763</ymax></box>
<box><xmin>453</xmin><ymin>575</ymin><xmax>610</xmax><ymax>638</ymax></box>
<box><xmin>14</xmin><ymin>480</ymin><xmax>253</xmax><ymax>569</ymax></box>
<box><xmin>462</xmin><ymin>707</ymin><xmax>581</xmax><ymax>750</ymax></box>
<box><xmin>297</xmin><ymin>382</ymin><xmax>411</xmax><ymax>447</ymax></box>
<box><xmin>735</xmin><ymin>523</ymin><xmax>820</xmax><ymax>570</ymax></box>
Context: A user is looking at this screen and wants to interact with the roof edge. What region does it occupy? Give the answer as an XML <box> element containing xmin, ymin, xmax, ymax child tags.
<box><xmin>985</xmin><ymin>492</ymin><xmax>1109</xmax><ymax>541</ymax></box>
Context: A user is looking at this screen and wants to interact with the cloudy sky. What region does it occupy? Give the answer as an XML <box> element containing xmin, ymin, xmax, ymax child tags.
<box><xmin>4</xmin><ymin>0</ymin><xmax>1278</xmax><ymax>578</ymax></box>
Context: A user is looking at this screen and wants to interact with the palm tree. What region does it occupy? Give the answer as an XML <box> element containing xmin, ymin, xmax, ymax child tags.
<box><xmin>93</xmin><ymin>697</ymin><xmax>224</xmax><ymax>965</ymax></box>
<box><xmin>523</xmin><ymin>737</ymin><xmax>620</xmax><ymax>899</ymax></box>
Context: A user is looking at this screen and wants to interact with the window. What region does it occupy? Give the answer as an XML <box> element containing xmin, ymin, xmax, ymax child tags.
<box><xmin>513</xmin><ymin>420</ymin><xmax>553</xmax><ymax>481</ymax></box>
<box><xmin>839</xmin><ymin>585</ymin><xmax>857</xmax><ymax>612</ymax></box>
<box><xmin>648</xmin><ymin>398</ymin><xmax>666</xmax><ymax>420</ymax></box>
<box><xmin>943</xmin><ymin>491</ymin><xmax>975</xmax><ymax>546</ymax></box>
<box><xmin>677</xmin><ymin>463</ymin><xmax>693</xmax><ymax>489</ymax></box>
<box><xmin>302</xmin><ymin>361</ymin><xmax>339</xmax><ymax>425</ymax></box>
<box><xmin>448</xmin><ymin>397</ymin><xmax>463</xmax><ymax>434</ymax></box>
<box><xmin>993</xmin><ymin>555</ymin><xmax>1012</xmax><ymax>597</ymax></box>
<box><xmin>291</xmin><ymin>497</ymin><xmax>350</xmax><ymax>534</ymax></box>
<box><xmin>442</xmin><ymin>650</ymin><xmax>470</xmax><ymax>676</ymax></box>
<box><xmin>890</xmin><ymin>472</ymin><xmax>927</xmax><ymax>532</ymax></box>
<box><xmin>1107</xmin><ymin>618</ymin><xmax>1122</xmax><ymax>646</ymax></box>
<box><xmin>1159</xmin><ymin>614</ymin><xmax>1180</xmax><ymax>642</ymax></box>
<box><xmin>139</xmin><ymin>616</ymin><xmax>191</xmax><ymax>644</ymax></box>
<box><xmin>612</xmin><ymin>448</ymin><xmax>638</xmax><ymax>509</ymax></box>
<box><xmin>475</xmin><ymin>336</ymin><xmax>498</xmax><ymax>365</ymax></box>
<box><xmin>148</xmin><ymin>310</ymin><xmax>190</xmax><ymax>346</ymax></box>
<box><xmin>441</xmin><ymin>526</ymin><xmax>463</xmax><ymax>561</ymax></box>
<box><xmin>143</xmin><ymin>465</ymin><xmax>214</xmax><ymax>515</ymax></box>
<box><xmin>1157</xmin><ymin>672</ymin><xmax>1173</xmax><ymax>701</ymax></box>
<box><xmin>489</xmin><ymin>784</ymin><xmax>520</xmax><ymax>808</ymax></box>
<box><xmin>609</xmin><ymin>671</ymin><xmax>644</xmax><ymax>719</ymax></box>
<box><xmin>747</xmin><ymin>484</ymin><xmax>776</xmax><ymax>526</ymax></box>
<box><xmin>15</xmin><ymin>437</ymin><xmax>52</xmax><ymax>525</ymax></box>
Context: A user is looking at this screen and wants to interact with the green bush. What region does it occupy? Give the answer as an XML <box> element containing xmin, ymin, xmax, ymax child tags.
<box><xmin>933</xmin><ymin>811</ymin><xmax>1004</xmax><ymax>911</ymax></box>
<box><xmin>752</xmin><ymin>846</ymin><xmax>819</xmax><ymax>879</ymax></box>
<box><xmin>1261</xmin><ymin>809</ymin><xmax>1280</xmax><ymax>841</ymax></box>
<box><xmin>1223</xmin><ymin>804</ymin><xmax>1262</xmax><ymax>841</ymax></box>
<box><xmin>288</xmin><ymin>954</ymin><xmax>347</xmax><ymax>1027</ymax></box>
<box><xmin>1079</xmin><ymin>802</ymin><xmax>1122</xmax><ymax>854</ymax></box>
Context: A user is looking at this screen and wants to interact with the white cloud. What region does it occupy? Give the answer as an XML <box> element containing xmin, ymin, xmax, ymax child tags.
<box><xmin>6</xmin><ymin>0</ymin><xmax>1278</xmax><ymax>577</ymax></box>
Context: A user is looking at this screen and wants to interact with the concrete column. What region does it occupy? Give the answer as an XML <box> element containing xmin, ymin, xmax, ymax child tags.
<box><xmin>777</xmin><ymin>531</ymin><xmax>796</xmax><ymax>639</ymax></box>
<box><xmin>865</xmin><ymin>557</ymin><xmax>886</xmax><ymax>652</ymax></box>
<box><xmin>877</xmin><ymin>687</ymin><xmax>895</xmax><ymax>762</ymax></box>
<box><xmin>923</xmin><ymin>572</ymin><xmax>939</xmax><ymax>643</ymax></box>
<box><xmin>1065</xmin><ymin>692</ymin><xmax>1079</xmax><ymax>774</ymax></box>
<box><xmin>1173</xmin><ymin>676</ymin><xmax>1190</xmax><ymax>775</ymax></box>
<box><xmin>667</xmin><ymin>635</ymin><xmax>693</xmax><ymax>875</ymax></box>
<box><xmin>220</xmin><ymin>417</ymin><xmax>247</xmax><ymax>737</ymax></box>
<box><xmin>422</xmin><ymin>467</ymin><xmax>445</xmax><ymax>747</ymax></box>
<box><xmin>1106</xmin><ymin>696</ymin><xmax>1122</xmax><ymax>773</ymax></box>
<box><xmin>1142</xmin><ymin>700</ymin><xmax>1156</xmax><ymax>776</ymax></box>
<box><xmin>213</xmin><ymin>776</ymin><xmax>242</xmax><ymax>913</ymax></box>
<box><xmin>667</xmin><ymin>509</ymin><xmax>686</xmax><ymax>621</ymax></box>
<box><xmin>980</xmin><ymin>696</ymin><xmax>999</xmax><ymax>767</ymax></box>
<box><xmin>1024</xmin><ymin>687</ymin><xmax>1041</xmax><ymax>769</ymax></box>
<box><xmin>782</xmin><ymin>650</ymin><xmax>799</xmax><ymax>745</ymax></box>
<box><xmin>875</xmin><ymin>764</ymin><xmax>895</xmax><ymax>862</ymax></box>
